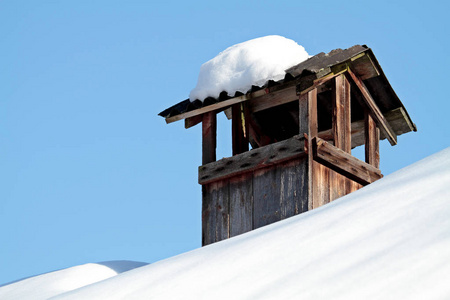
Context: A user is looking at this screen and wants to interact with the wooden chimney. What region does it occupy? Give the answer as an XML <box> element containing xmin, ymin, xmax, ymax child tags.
<box><xmin>159</xmin><ymin>45</ymin><xmax>416</xmax><ymax>246</ymax></box>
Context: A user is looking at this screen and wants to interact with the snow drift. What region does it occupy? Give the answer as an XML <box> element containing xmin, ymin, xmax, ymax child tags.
<box><xmin>1</xmin><ymin>147</ymin><xmax>446</xmax><ymax>299</ymax></box>
<box><xmin>0</xmin><ymin>261</ymin><xmax>147</xmax><ymax>300</ymax></box>
<box><xmin>189</xmin><ymin>35</ymin><xmax>309</xmax><ymax>101</ymax></box>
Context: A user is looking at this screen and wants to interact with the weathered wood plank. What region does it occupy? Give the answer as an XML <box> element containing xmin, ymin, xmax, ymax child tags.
<box><xmin>202</xmin><ymin>180</ymin><xmax>230</xmax><ymax>246</ymax></box>
<box><xmin>202</xmin><ymin>112</ymin><xmax>217</xmax><ymax>165</ymax></box>
<box><xmin>202</xmin><ymin>184</ymin><xmax>214</xmax><ymax>246</ymax></box>
<box><xmin>278</xmin><ymin>159</ymin><xmax>304</xmax><ymax>218</ymax></box>
<box><xmin>232</xmin><ymin>103</ymin><xmax>249</xmax><ymax>155</ymax></box>
<box><xmin>347</xmin><ymin>68</ymin><xmax>397</xmax><ymax>146</ymax></box>
<box><xmin>229</xmin><ymin>174</ymin><xmax>253</xmax><ymax>237</ymax></box>
<box><xmin>312</xmin><ymin>137</ymin><xmax>382</xmax><ymax>186</ymax></box>
<box><xmin>198</xmin><ymin>135</ymin><xmax>305</xmax><ymax>185</ymax></box>
<box><xmin>253</xmin><ymin>167</ymin><xmax>281</xmax><ymax>229</ymax></box>
<box><xmin>365</xmin><ymin>110</ymin><xmax>380</xmax><ymax>168</ymax></box>
<box><xmin>312</xmin><ymin>162</ymin><xmax>330</xmax><ymax>208</ymax></box>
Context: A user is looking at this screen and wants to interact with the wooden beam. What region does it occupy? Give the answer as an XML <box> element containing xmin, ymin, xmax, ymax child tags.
<box><xmin>333</xmin><ymin>74</ymin><xmax>351</xmax><ymax>153</ymax></box>
<box><xmin>365</xmin><ymin>110</ymin><xmax>380</xmax><ymax>168</ymax></box>
<box><xmin>198</xmin><ymin>135</ymin><xmax>305</xmax><ymax>185</ymax></box>
<box><xmin>185</xmin><ymin>114</ymin><xmax>203</xmax><ymax>129</ymax></box>
<box><xmin>247</xmin><ymin>86</ymin><xmax>298</xmax><ymax>113</ymax></box>
<box><xmin>347</xmin><ymin>68</ymin><xmax>397</xmax><ymax>146</ymax></box>
<box><xmin>232</xmin><ymin>103</ymin><xmax>249</xmax><ymax>155</ymax></box>
<box><xmin>312</xmin><ymin>137</ymin><xmax>382</xmax><ymax>186</ymax></box>
<box><xmin>202</xmin><ymin>112</ymin><xmax>217</xmax><ymax>165</ymax></box>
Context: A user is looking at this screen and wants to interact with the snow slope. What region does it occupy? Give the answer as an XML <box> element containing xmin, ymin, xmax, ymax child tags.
<box><xmin>0</xmin><ymin>261</ymin><xmax>147</xmax><ymax>300</ymax></box>
<box><xmin>31</xmin><ymin>147</ymin><xmax>450</xmax><ymax>299</ymax></box>
<box><xmin>189</xmin><ymin>35</ymin><xmax>309</xmax><ymax>101</ymax></box>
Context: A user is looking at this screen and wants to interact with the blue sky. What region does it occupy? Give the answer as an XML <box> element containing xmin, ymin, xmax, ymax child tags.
<box><xmin>1</xmin><ymin>0</ymin><xmax>449</xmax><ymax>285</ymax></box>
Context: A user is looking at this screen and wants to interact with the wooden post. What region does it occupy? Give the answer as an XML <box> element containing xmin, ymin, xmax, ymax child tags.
<box><xmin>331</xmin><ymin>74</ymin><xmax>351</xmax><ymax>200</ymax></box>
<box><xmin>299</xmin><ymin>88</ymin><xmax>318</xmax><ymax>210</ymax></box>
<box><xmin>365</xmin><ymin>110</ymin><xmax>380</xmax><ymax>168</ymax></box>
<box><xmin>232</xmin><ymin>103</ymin><xmax>249</xmax><ymax>155</ymax></box>
<box><xmin>202</xmin><ymin>111</ymin><xmax>217</xmax><ymax>165</ymax></box>
<box><xmin>333</xmin><ymin>74</ymin><xmax>351</xmax><ymax>153</ymax></box>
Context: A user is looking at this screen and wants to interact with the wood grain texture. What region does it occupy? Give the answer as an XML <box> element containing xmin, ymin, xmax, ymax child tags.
<box><xmin>202</xmin><ymin>180</ymin><xmax>230</xmax><ymax>246</ymax></box>
<box><xmin>278</xmin><ymin>159</ymin><xmax>304</xmax><ymax>218</ymax></box>
<box><xmin>253</xmin><ymin>167</ymin><xmax>281</xmax><ymax>229</ymax></box>
<box><xmin>229</xmin><ymin>174</ymin><xmax>253</xmax><ymax>237</ymax></box>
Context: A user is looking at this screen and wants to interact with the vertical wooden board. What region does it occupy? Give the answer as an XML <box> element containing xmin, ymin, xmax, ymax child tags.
<box><xmin>202</xmin><ymin>184</ymin><xmax>216</xmax><ymax>246</ymax></box>
<box><xmin>298</xmin><ymin>157</ymin><xmax>309</xmax><ymax>213</ymax></box>
<box><xmin>278</xmin><ymin>159</ymin><xmax>302</xmax><ymax>219</ymax></box>
<box><xmin>229</xmin><ymin>174</ymin><xmax>253</xmax><ymax>237</ymax></box>
<box><xmin>312</xmin><ymin>161</ymin><xmax>330</xmax><ymax>209</ymax></box>
<box><xmin>351</xmin><ymin>180</ymin><xmax>363</xmax><ymax>193</ymax></box>
<box><xmin>201</xmin><ymin>180</ymin><xmax>230</xmax><ymax>246</ymax></box>
<box><xmin>253</xmin><ymin>167</ymin><xmax>281</xmax><ymax>229</ymax></box>
<box><xmin>212</xmin><ymin>180</ymin><xmax>230</xmax><ymax>243</ymax></box>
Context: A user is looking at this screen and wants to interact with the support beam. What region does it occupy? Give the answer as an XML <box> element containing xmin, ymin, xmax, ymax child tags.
<box><xmin>365</xmin><ymin>110</ymin><xmax>380</xmax><ymax>168</ymax></box>
<box><xmin>202</xmin><ymin>112</ymin><xmax>217</xmax><ymax>165</ymax></box>
<box><xmin>312</xmin><ymin>137</ymin><xmax>382</xmax><ymax>186</ymax></box>
<box><xmin>347</xmin><ymin>68</ymin><xmax>397</xmax><ymax>146</ymax></box>
<box><xmin>232</xmin><ymin>103</ymin><xmax>249</xmax><ymax>155</ymax></box>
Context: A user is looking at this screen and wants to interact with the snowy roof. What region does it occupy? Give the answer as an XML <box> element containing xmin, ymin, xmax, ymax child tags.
<box><xmin>159</xmin><ymin>43</ymin><xmax>415</xmax><ymax>145</ymax></box>
<box><xmin>2</xmin><ymin>147</ymin><xmax>450</xmax><ymax>299</ymax></box>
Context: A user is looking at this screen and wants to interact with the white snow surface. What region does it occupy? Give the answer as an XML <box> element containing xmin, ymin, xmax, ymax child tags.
<box><xmin>0</xmin><ymin>261</ymin><xmax>147</xmax><ymax>300</ymax></box>
<box><xmin>189</xmin><ymin>35</ymin><xmax>309</xmax><ymax>101</ymax></box>
<box><xmin>2</xmin><ymin>148</ymin><xmax>450</xmax><ymax>299</ymax></box>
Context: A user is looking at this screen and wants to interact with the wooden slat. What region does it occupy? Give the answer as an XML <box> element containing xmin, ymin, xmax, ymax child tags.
<box><xmin>202</xmin><ymin>112</ymin><xmax>217</xmax><ymax>165</ymax></box>
<box><xmin>253</xmin><ymin>167</ymin><xmax>281</xmax><ymax>229</ymax></box>
<box><xmin>365</xmin><ymin>110</ymin><xmax>380</xmax><ymax>168</ymax></box>
<box><xmin>232</xmin><ymin>103</ymin><xmax>249</xmax><ymax>155</ymax></box>
<box><xmin>201</xmin><ymin>180</ymin><xmax>230</xmax><ymax>246</ymax></box>
<box><xmin>278</xmin><ymin>159</ymin><xmax>304</xmax><ymax>218</ymax></box>
<box><xmin>347</xmin><ymin>68</ymin><xmax>397</xmax><ymax>146</ymax></box>
<box><xmin>312</xmin><ymin>137</ymin><xmax>382</xmax><ymax>186</ymax></box>
<box><xmin>312</xmin><ymin>162</ymin><xmax>330</xmax><ymax>208</ymax></box>
<box><xmin>229</xmin><ymin>174</ymin><xmax>253</xmax><ymax>237</ymax></box>
<box><xmin>198</xmin><ymin>135</ymin><xmax>305</xmax><ymax>185</ymax></box>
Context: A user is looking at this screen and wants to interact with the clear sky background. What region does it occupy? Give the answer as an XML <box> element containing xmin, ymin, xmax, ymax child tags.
<box><xmin>1</xmin><ymin>0</ymin><xmax>449</xmax><ymax>285</ymax></box>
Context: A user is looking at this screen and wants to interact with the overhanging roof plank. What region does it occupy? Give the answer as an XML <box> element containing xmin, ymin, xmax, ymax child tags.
<box><xmin>347</xmin><ymin>68</ymin><xmax>398</xmax><ymax>146</ymax></box>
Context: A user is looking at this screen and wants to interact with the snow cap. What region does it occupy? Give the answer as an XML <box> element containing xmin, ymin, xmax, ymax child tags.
<box><xmin>189</xmin><ymin>35</ymin><xmax>309</xmax><ymax>101</ymax></box>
